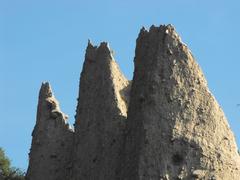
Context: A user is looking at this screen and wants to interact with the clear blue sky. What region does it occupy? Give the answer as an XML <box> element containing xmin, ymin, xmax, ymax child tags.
<box><xmin>1</xmin><ymin>0</ymin><xmax>240</xmax><ymax>171</ymax></box>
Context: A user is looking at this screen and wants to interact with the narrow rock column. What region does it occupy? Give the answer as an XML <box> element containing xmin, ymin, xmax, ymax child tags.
<box><xmin>26</xmin><ymin>82</ymin><xmax>74</xmax><ymax>180</ymax></box>
<box><xmin>72</xmin><ymin>42</ymin><xmax>130</xmax><ymax>180</ymax></box>
<box><xmin>121</xmin><ymin>25</ymin><xmax>240</xmax><ymax>180</ymax></box>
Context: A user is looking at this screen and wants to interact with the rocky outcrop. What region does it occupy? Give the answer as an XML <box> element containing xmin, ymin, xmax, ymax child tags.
<box><xmin>71</xmin><ymin>41</ymin><xmax>130</xmax><ymax>180</ymax></box>
<box><xmin>120</xmin><ymin>25</ymin><xmax>240</xmax><ymax>179</ymax></box>
<box><xmin>26</xmin><ymin>82</ymin><xmax>74</xmax><ymax>180</ymax></box>
<box><xmin>26</xmin><ymin>25</ymin><xmax>240</xmax><ymax>180</ymax></box>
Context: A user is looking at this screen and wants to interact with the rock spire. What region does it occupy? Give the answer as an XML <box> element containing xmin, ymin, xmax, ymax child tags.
<box><xmin>26</xmin><ymin>25</ymin><xmax>240</xmax><ymax>180</ymax></box>
<box><xmin>71</xmin><ymin>42</ymin><xmax>130</xmax><ymax>180</ymax></box>
<box><xmin>120</xmin><ymin>25</ymin><xmax>240</xmax><ymax>179</ymax></box>
<box><xmin>26</xmin><ymin>82</ymin><xmax>73</xmax><ymax>180</ymax></box>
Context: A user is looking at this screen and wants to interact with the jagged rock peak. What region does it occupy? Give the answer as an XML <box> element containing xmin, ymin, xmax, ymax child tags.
<box><xmin>26</xmin><ymin>82</ymin><xmax>74</xmax><ymax>180</ymax></box>
<box><xmin>138</xmin><ymin>24</ymin><xmax>184</xmax><ymax>50</ymax></box>
<box><xmin>85</xmin><ymin>40</ymin><xmax>113</xmax><ymax>62</ymax></box>
<box><xmin>39</xmin><ymin>81</ymin><xmax>53</xmax><ymax>99</ymax></box>
<box><xmin>140</xmin><ymin>24</ymin><xmax>178</xmax><ymax>36</ymax></box>
<box><xmin>121</xmin><ymin>25</ymin><xmax>240</xmax><ymax>180</ymax></box>
<box><xmin>135</xmin><ymin>24</ymin><xmax>207</xmax><ymax>88</ymax></box>
<box><xmin>27</xmin><ymin>25</ymin><xmax>240</xmax><ymax>180</ymax></box>
<box><xmin>37</xmin><ymin>82</ymin><xmax>69</xmax><ymax>123</ymax></box>
<box><xmin>79</xmin><ymin>40</ymin><xmax>129</xmax><ymax>116</ymax></box>
<box><xmin>72</xmin><ymin>41</ymin><xmax>130</xmax><ymax>180</ymax></box>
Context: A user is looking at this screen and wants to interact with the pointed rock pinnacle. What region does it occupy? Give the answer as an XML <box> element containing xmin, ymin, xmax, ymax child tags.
<box><xmin>121</xmin><ymin>25</ymin><xmax>240</xmax><ymax>180</ymax></box>
<box><xmin>72</xmin><ymin>42</ymin><xmax>130</xmax><ymax>180</ymax></box>
<box><xmin>26</xmin><ymin>82</ymin><xmax>73</xmax><ymax>180</ymax></box>
<box><xmin>26</xmin><ymin>25</ymin><xmax>240</xmax><ymax>180</ymax></box>
<box><xmin>39</xmin><ymin>81</ymin><xmax>53</xmax><ymax>99</ymax></box>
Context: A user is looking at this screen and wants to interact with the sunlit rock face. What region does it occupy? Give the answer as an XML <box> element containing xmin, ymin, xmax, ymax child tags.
<box><xmin>26</xmin><ymin>25</ymin><xmax>240</xmax><ymax>180</ymax></box>
<box><xmin>71</xmin><ymin>42</ymin><xmax>130</xmax><ymax>180</ymax></box>
<box><xmin>26</xmin><ymin>82</ymin><xmax>73</xmax><ymax>180</ymax></box>
<box><xmin>120</xmin><ymin>25</ymin><xmax>240</xmax><ymax>180</ymax></box>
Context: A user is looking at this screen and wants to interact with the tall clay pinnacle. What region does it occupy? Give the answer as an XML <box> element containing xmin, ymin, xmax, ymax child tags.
<box><xmin>39</xmin><ymin>82</ymin><xmax>53</xmax><ymax>99</ymax></box>
<box><xmin>35</xmin><ymin>82</ymin><xmax>69</xmax><ymax>123</ymax></box>
<box><xmin>85</xmin><ymin>40</ymin><xmax>113</xmax><ymax>64</ymax></box>
<box><xmin>72</xmin><ymin>42</ymin><xmax>130</xmax><ymax>180</ymax></box>
<box><xmin>26</xmin><ymin>82</ymin><xmax>73</xmax><ymax>180</ymax></box>
<box><xmin>121</xmin><ymin>24</ymin><xmax>240</xmax><ymax>180</ymax></box>
<box><xmin>26</xmin><ymin>25</ymin><xmax>240</xmax><ymax>180</ymax></box>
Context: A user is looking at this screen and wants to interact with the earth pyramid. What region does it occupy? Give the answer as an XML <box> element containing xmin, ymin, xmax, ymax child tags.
<box><xmin>26</xmin><ymin>25</ymin><xmax>240</xmax><ymax>180</ymax></box>
<box><xmin>26</xmin><ymin>82</ymin><xmax>73</xmax><ymax>180</ymax></box>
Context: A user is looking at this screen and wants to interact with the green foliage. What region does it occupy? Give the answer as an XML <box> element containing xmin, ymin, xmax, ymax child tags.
<box><xmin>0</xmin><ymin>148</ymin><xmax>25</xmax><ymax>180</ymax></box>
<box><xmin>0</xmin><ymin>148</ymin><xmax>11</xmax><ymax>177</ymax></box>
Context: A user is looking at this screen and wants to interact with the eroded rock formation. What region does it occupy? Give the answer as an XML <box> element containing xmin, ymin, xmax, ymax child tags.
<box><xmin>120</xmin><ymin>25</ymin><xmax>240</xmax><ymax>180</ymax></box>
<box><xmin>26</xmin><ymin>25</ymin><xmax>240</xmax><ymax>180</ymax></box>
<box><xmin>71</xmin><ymin>41</ymin><xmax>130</xmax><ymax>180</ymax></box>
<box><xmin>26</xmin><ymin>82</ymin><xmax>74</xmax><ymax>180</ymax></box>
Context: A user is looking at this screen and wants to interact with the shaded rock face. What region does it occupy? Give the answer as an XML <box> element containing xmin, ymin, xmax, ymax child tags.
<box><xmin>26</xmin><ymin>82</ymin><xmax>74</xmax><ymax>180</ymax></box>
<box><xmin>27</xmin><ymin>25</ymin><xmax>240</xmax><ymax>180</ymax></box>
<box><xmin>120</xmin><ymin>25</ymin><xmax>240</xmax><ymax>179</ymax></box>
<box><xmin>71</xmin><ymin>42</ymin><xmax>130</xmax><ymax>180</ymax></box>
